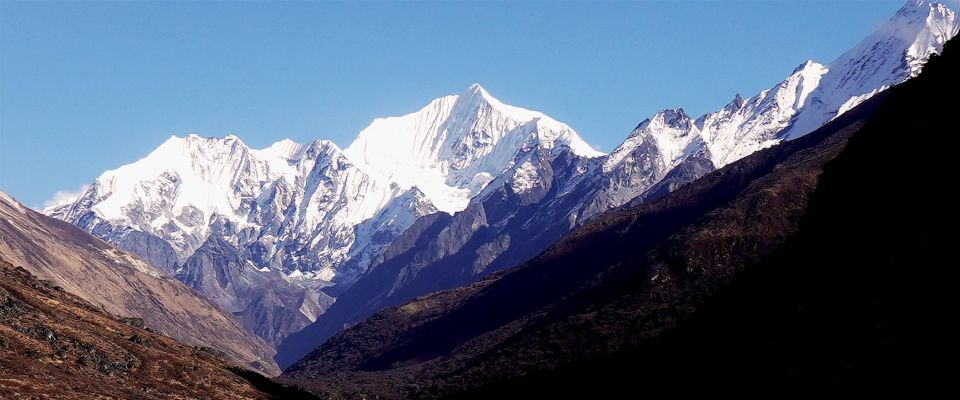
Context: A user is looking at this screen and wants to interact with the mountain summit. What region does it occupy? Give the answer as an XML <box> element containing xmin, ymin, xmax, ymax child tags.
<box><xmin>783</xmin><ymin>0</ymin><xmax>959</xmax><ymax>138</ymax></box>
<box><xmin>604</xmin><ymin>0</ymin><xmax>958</xmax><ymax>171</ymax></box>
<box><xmin>344</xmin><ymin>83</ymin><xmax>602</xmax><ymax>212</ymax></box>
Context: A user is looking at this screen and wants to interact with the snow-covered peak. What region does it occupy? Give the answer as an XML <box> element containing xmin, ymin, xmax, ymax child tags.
<box><xmin>609</xmin><ymin>0</ymin><xmax>956</xmax><ymax>173</ymax></box>
<box><xmin>252</xmin><ymin>138</ymin><xmax>307</xmax><ymax>161</ymax></box>
<box><xmin>604</xmin><ymin>53</ymin><xmax>832</xmax><ymax>174</ymax></box>
<box><xmin>463</xmin><ymin>84</ymin><xmax>603</xmax><ymax>158</ymax></box>
<box><xmin>49</xmin><ymin>134</ymin><xmax>358</xmax><ymax>256</ymax></box>
<box><xmin>791</xmin><ymin>60</ymin><xmax>819</xmax><ymax>74</ymax></box>
<box><xmin>836</xmin><ymin>0</ymin><xmax>956</xmax><ymax>82</ymax></box>
<box><xmin>345</xmin><ymin>84</ymin><xmax>602</xmax><ymax>212</ymax></box>
<box><xmin>605</xmin><ymin>107</ymin><xmax>701</xmax><ymax>172</ymax></box>
<box><xmin>783</xmin><ymin>0</ymin><xmax>958</xmax><ymax>138</ymax></box>
<box><xmin>460</xmin><ymin>84</ymin><xmax>554</xmax><ymax>127</ymax></box>
<box><xmin>85</xmin><ymin>135</ymin><xmax>261</xmax><ymax>223</ymax></box>
<box><xmin>46</xmin><ymin>130</ymin><xmax>427</xmax><ymax>283</ymax></box>
<box><xmin>648</xmin><ymin>108</ymin><xmax>691</xmax><ymax>130</ymax></box>
<box><xmin>46</xmin><ymin>81</ymin><xmax>608</xmax><ymax>276</ymax></box>
<box><xmin>726</xmin><ymin>94</ymin><xmax>745</xmax><ymax>111</ymax></box>
<box><xmin>896</xmin><ymin>0</ymin><xmax>954</xmax><ymax>25</ymax></box>
<box><xmin>788</xmin><ymin>61</ymin><xmax>829</xmax><ymax>109</ymax></box>
<box><xmin>463</xmin><ymin>83</ymin><xmax>491</xmax><ymax>102</ymax></box>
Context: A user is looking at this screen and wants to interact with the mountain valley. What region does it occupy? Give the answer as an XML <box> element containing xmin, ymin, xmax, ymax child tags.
<box><xmin>1</xmin><ymin>1</ymin><xmax>956</xmax><ymax>398</ymax></box>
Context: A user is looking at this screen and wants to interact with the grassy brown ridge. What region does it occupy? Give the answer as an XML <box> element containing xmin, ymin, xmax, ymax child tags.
<box><xmin>0</xmin><ymin>257</ymin><xmax>270</xmax><ymax>399</ymax></box>
<box><xmin>0</xmin><ymin>192</ymin><xmax>279</xmax><ymax>375</ymax></box>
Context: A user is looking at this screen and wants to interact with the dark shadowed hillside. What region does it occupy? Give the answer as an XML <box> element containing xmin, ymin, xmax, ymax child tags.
<box><xmin>280</xmin><ymin>38</ymin><xmax>958</xmax><ymax>399</ymax></box>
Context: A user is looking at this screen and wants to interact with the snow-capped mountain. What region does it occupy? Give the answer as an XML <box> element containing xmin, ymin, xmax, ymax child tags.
<box><xmin>591</xmin><ymin>0</ymin><xmax>957</xmax><ymax>221</ymax></box>
<box><xmin>784</xmin><ymin>0</ymin><xmax>958</xmax><ymax>138</ymax></box>
<box><xmin>276</xmin><ymin>0</ymin><xmax>959</xmax><ymax>365</ymax></box>
<box><xmin>607</xmin><ymin>0</ymin><xmax>959</xmax><ymax>179</ymax></box>
<box><xmin>584</xmin><ymin>0</ymin><xmax>959</xmax><ymax>215</ymax></box>
<box><xmin>46</xmin><ymin>84</ymin><xmax>602</xmax><ymax>345</ymax></box>
<box><xmin>47</xmin><ymin>135</ymin><xmax>427</xmax><ymax>282</ymax></box>
<box><xmin>46</xmin><ymin>134</ymin><xmax>437</xmax><ymax>344</ymax></box>
<box><xmin>345</xmin><ymin>83</ymin><xmax>603</xmax><ymax>213</ymax></box>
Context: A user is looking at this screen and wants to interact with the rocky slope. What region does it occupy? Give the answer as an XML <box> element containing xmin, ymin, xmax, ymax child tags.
<box><xmin>280</xmin><ymin>34</ymin><xmax>959</xmax><ymax>398</ymax></box>
<box><xmin>0</xmin><ymin>258</ymin><xmax>317</xmax><ymax>399</ymax></box>
<box><xmin>176</xmin><ymin>235</ymin><xmax>335</xmax><ymax>346</ymax></box>
<box><xmin>0</xmin><ymin>192</ymin><xmax>279</xmax><ymax>375</ymax></box>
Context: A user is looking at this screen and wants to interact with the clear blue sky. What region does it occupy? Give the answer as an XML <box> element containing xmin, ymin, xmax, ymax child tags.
<box><xmin>1</xmin><ymin>0</ymin><xmax>909</xmax><ymax>208</ymax></box>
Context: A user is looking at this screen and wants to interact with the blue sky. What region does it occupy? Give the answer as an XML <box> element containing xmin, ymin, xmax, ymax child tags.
<box><xmin>1</xmin><ymin>0</ymin><xmax>910</xmax><ymax>208</ymax></box>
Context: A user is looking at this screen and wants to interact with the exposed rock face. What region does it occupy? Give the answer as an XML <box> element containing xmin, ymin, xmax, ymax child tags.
<box><xmin>0</xmin><ymin>192</ymin><xmax>279</xmax><ymax>375</ymax></box>
<box><xmin>177</xmin><ymin>236</ymin><xmax>335</xmax><ymax>346</ymax></box>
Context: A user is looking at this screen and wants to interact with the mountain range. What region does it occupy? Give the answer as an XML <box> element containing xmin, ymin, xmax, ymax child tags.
<box><xmin>37</xmin><ymin>0</ymin><xmax>959</xmax><ymax>374</ymax></box>
<box><xmin>277</xmin><ymin>0</ymin><xmax>960</xmax><ymax>367</ymax></box>
<box><xmin>280</xmin><ymin>31</ymin><xmax>960</xmax><ymax>397</ymax></box>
